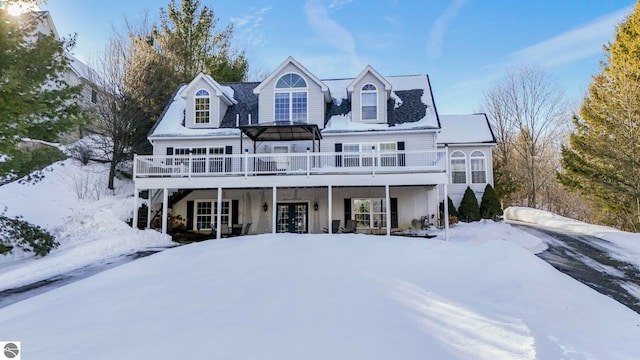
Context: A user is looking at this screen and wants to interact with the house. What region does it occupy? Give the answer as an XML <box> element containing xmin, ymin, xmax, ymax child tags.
<box><xmin>133</xmin><ymin>57</ymin><xmax>496</xmax><ymax>239</ymax></box>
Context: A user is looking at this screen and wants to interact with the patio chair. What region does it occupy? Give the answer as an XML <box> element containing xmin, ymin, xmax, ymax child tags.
<box><xmin>322</xmin><ymin>220</ymin><xmax>341</xmax><ymax>233</ymax></box>
<box><xmin>341</xmin><ymin>219</ymin><xmax>357</xmax><ymax>233</ymax></box>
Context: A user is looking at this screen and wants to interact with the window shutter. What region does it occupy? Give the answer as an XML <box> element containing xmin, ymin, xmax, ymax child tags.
<box><xmin>397</xmin><ymin>142</ymin><xmax>405</xmax><ymax>167</ymax></box>
<box><xmin>225</xmin><ymin>146</ymin><xmax>233</xmax><ymax>172</ymax></box>
<box><xmin>335</xmin><ymin>143</ymin><xmax>343</xmax><ymax>167</ymax></box>
<box><xmin>232</xmin><ymin>199</ymin><xmax>239</xmax><ymax>225</ymax></box>
<box><xmin>186</xmin><ymin>201</ymin><xmax>194</xmax><ymax>230</ymax></box>
<box><xmin>391</xmin><ymin>198</ymin><xmax>398</xmax><ymax>228</ymax></box>
<box><xmin>344</xmin><ymin>198</ymin><xmax>351</xmax><ymax>224</ymax></box>
<box><xmin>166</xmin><ymin>147</ymin><xmax>174</xmax><ymax>166</ymax></box>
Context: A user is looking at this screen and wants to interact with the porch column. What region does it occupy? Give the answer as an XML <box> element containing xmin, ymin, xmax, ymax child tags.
<box><xmin>444</xmin><ymin>145</ymin><xmax>450</xmax><ymax>242</ymax></box>
<box><xmin>385</xmin><ymin>185</ymin><xmax>391</xmax><ymax>236</ymax></box>
<box><xmin>272</xmin><ymin>186</ymin><xmax>277</xmax><ymax>234</ymax></box>
<box><xmin>161</xmin><ymin>188</ymin><xmax>168</xmax><ymax>235</ymax></box>
<box><xmin>132</xmin><ymin>187</ymin><xmax>139</xmax><ymax>230</ymax></box>
<box><xmin>216</xmin><ymin>187</ymin><xmax>222</xmax><ymax>240</ymax></box>
<box><xmin>327</xmin><ymin>185</ymin><xmax>333</xmax><ymax>234</ymax></box>
<box><xmin>146</xmin><ymin>190</ymin><xmax>152</xmax><ymax>229</ymax></box>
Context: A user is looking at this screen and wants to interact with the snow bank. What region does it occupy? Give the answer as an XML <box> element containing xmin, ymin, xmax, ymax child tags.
<box><xmin>0</xmin><ymin>158</ymin><xmax>174</xmax><ymax>290</ymax></box>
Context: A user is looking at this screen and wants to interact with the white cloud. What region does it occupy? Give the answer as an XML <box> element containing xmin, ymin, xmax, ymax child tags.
<box><xmin>303</xmin><ymin>0</ymin><xmax>364</xmax><ymax>76</ymax></box>
<box><xmin>327</xmin><ymin>0</ymin><xmax>354</xmax><ymax>10</ymax></box>
<box><xmin>426</xmin><ymin>0</ymin><xmax>468</xmax><ymax>63</ymax></box>
<box><xmin>230</xmin><ymin>6</ymin><xmax>272</xmax><ymax>47</ymax></box>
<box><xmin>507</xmin><ymin>5</ymin><xmax>633</xmax><ymax>68</ymax></box>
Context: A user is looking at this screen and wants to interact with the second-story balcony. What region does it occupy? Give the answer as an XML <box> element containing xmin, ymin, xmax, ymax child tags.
<box><xmin>135</xmin><ymin>150</ymin><xmax>444</xmax><ymax>177</ymax></box>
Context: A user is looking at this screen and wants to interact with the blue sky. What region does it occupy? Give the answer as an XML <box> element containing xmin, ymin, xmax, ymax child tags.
<box><xmin>43</xmin><ymin>0</ymin><xmax>635</xmax><ymax>114</ymax></box>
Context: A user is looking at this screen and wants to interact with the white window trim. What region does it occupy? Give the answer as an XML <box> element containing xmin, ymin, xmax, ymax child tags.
<box><xmin>470</xmin><ymin>149</ymin><xmax>487</xmax><ymax>184</ymax></box>
<box><xmin>353</xmin><ymin>198</ymin><xmax>387</xmax><ymax>229</ymax></box>
<box><xmin>450</xmin><ymin>150</ymin><xmax>467</xmax><ymax>184</ymax></box>
<box><xmin>360</xmin><ymin>83</ymin><xmax>378</xmax><ymax>123</ymax></box>
<box><xmin>274</xmin><ymin>90</ymin><xmax>309</xmax><ymax>123</ymax></box>
<box><xmin>343</xmin><ymin>142</ymin><xmax>397</xmax><ymax>167</ymax></box>
<box><xmin>194</xmin><ymin>89</ymin><xmax>211</xmax><ymax>124</ymax></box>
<box><xmin>194</xmin><ymin>199</ymin><xmax>231</xmax><ymax>231</ymax></box>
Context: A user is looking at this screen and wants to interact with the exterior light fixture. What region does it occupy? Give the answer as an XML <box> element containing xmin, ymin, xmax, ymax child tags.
<box><xmin>263</xmin><ymin>202</ymin><xmax>268</xmax><ymax>212</ymax></box>
<box><xmin>313</xmin><ymin>202</ymin><xmax>319</xmax><ymax>211</ymax></box>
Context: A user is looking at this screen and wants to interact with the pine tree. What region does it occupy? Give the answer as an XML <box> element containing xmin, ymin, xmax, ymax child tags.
<box><xmin>439</xmin><ymin>196</ymin><xmax>458</xmax><ymax>217</ymax></box>
<box><xmin>153</xmin><ymin>0</ymin><xmax>248</xmax><ymax>83</ymax></box>
<box><xmin>558</xmin><ymin>3</ymin><xmax>640</xmax><ymax>231</ymax></box>
<box><xmin>0</xmin><ymin>5</ymin><xmax>82</xmax><ymax>161</ymax></box>
<box><xmin>480</xmin><ymin>184</ymin><xmax>503</xmax><ymax>220</ymax></box>
<box><xmin>458</xmin><ymin>187</ymin><xmax>481</xmax><ymax>222</ymax></box>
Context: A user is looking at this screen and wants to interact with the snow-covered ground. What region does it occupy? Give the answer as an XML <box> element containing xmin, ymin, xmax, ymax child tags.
<box><xmin>1</xmin><ymin>160</ymin><xmax>640</xmax><ymax>359</ymax></box>
<box><xmin>505</xmin><ymin>207</ymin><xmax>640</xmax><ymax>270</ymax></box>
<box><xmin>0</xmin><ymin>158</ymin><xmax>174</xmax><ymax>291</ymax></box>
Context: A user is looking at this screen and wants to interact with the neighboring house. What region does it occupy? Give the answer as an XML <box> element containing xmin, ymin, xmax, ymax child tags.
<box><xmin>31</xmin><ymin>11</ymin><xmax>101</xmax><ymax>143</ymax></box>
<box><xmin>133</xmin><ymin>57</ymin><xmax>496</xmax><ymax>238</ymax></box>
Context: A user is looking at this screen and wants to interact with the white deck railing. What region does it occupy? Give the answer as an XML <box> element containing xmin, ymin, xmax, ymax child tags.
<box><xmin>134</xmin><ymin>150</ymin><xmax>446</xmax><ymax>178</ymax></box>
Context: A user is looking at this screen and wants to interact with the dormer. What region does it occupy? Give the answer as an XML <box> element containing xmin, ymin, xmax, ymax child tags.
<box><xmin>347</xmin><ymin>66</ymin><xmax>392</xmax><ymax>124</ymax></box>
<box><xmin>254</xmin><ymin>57</ymin><xmax>331</xmax><ymax>128</ymax></box>
<box><xmin>182</xmin><ymin>73</ymin><xmax>236</xmax><ymax>128</ymax></box>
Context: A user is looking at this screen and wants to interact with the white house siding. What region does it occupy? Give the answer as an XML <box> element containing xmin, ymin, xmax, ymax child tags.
<box><xmin>322</xmin><ymin>130</ymin><xmax>438</xmax><ymax>152</ymax></box>
<box><xmin>171</xmin><ymin>185</ymin><xmax>438</xmax><ymax>234</ymax></box>
<box><xmin>351</xmin><ymin>73</ymin><xmax>387</xmax><ymax>124</ymax></box>
<box><xmin>438</xmin><ymin>144</ymin><xmax>494</xmax><ymax>207</ymax></box>
<box><xmin>152</xmin><ymin>137</ymin><xmax>243</xmax><ymax>157</ymax></box>
<box><xmin>184</xmin><ymin>82</ymin><xmax>220</xmax><ymax>128</ymax></box>
<box><xmin>257</xmin><ymin>63</ymin><xmax>325</xmax><ymax>127</ymax></box>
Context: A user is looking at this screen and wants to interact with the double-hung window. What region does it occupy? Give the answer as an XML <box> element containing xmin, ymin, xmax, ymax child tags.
<box><xmin>275</xmin><ymin>73</ymin><xmax>307</xmax><ymax>123</ymax></box>
<box><xmin>451</xmin><ymin>151</ymin><xmax>467</xmax><ymax>184</ymax></box>
<box><xmin>470</xmin><ymin>150</ymin><xmax>487</xmax><ymax>183</ymax></box>
<box><xmin>353</xmin><ymin>198</ymin><xmax>387</xmax><ymax>229</ymax></box>
<box><xmin>195</xmin><ymin>200</ymin><xmax>230</xmax><ymax>230</ymax></box>
<box><xmin>195</xmin><ymin>89</ymin><xmax>210</xmax><ymax>124</ymax></box>
<box><xmin>361</xmin><ymin>84</ymin><xmax>377</xmax><ymax>121</ymax></box>
<box><xmin>342</xmin><ymin>143</ymin><xmax>397</xmax><ymax>167</ymax></box>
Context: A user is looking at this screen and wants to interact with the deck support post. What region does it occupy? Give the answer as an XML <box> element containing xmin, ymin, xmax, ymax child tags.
<box><xmin>385</xmin><ymin>185</ymin><xmax>391</xmax><ymax>236</ymax></box>
<box><xmin>133</xmin><ymin>188</ymin><xmax>139</xmax><ymax>230</ymax></box>
<box><xmin>216</xmin><ymin>187</ymin><xmax>222</xmax><ymax>240</ymax></box>
<box><xmin>146</xmin><ymin>190</ymin><xmax>152</xmax><ymax>229</ymax></box>
<box><xmin>444</xmin><ymin>145</ymin><xmax>450</xmax><ymax>242</ymax></box>
<box><xmin>272</xmin><ymin>186</ymin><xmax>277</xmax><ymax>234</ymax></box>
<box><xmin>328</xmin><ymin>185</ymin><xmax>333</xmax><ymax>234</ymax></box>
<box><xmin>161</xmin><ymin>188</ymin><xmax>168</xmax><ymax>234</ymax></box>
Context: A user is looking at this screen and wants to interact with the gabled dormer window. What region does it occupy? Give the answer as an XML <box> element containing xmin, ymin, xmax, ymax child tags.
<box><xmin>361</xmin><ymin>83</ymin><xmax>377</xmax><ymax>121</ymax></box>
<box><xmin>275</xmin><ymin>73</ymin><xmax>307</xmax><ymax>123</ymax></box>
<box><xmin>195</xmin><ymin>89</ymin><xmax>210</xmax><ymax>124</ymax></box>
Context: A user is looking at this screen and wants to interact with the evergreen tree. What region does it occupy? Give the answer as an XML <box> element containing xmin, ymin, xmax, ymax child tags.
<box><xmin>480</xmin><ymin>184</ymin><xmax>503</xmax><ymax>220</ymax></box>
<box><xmin>0</xmin><ymin>4</ymin><xmax>82</xmax><ymax>161</ymax></box>
<box><xmin>558</xmin><ymin>3</ymin><xmax>640</xmax><ymax>231</ymax></box>
<box><xmin>439</xmin><ymin>196</ymin><xmax>458</xmax><ymax>217</ymax></box>
<box><xmin>153</xmin><ymin>0</ymin><xmax>248</xmax><ymax>83</ymax></box>
<box><xmin>458</xmin><ymin>187</ymin><xmax>481</xmax><ymax>222</ymax></box>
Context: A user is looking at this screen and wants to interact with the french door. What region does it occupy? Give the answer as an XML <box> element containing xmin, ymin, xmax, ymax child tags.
<box><xmin>276</xmin><ymin>203</ymin><xmax>308</xmax><ymax>233</ymax></box>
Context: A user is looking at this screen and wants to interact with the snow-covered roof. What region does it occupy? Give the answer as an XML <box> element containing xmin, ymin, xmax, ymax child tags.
<box><xmin>149</xmin><ymin>86</ymin><xmax>241</xmax><ymax>139</ymax></box>
<box><xmin>437</xmin><ymin>114</ymin><xmax>496</xmax><ymax>145</ymax></box>
<box><xmin>67</xmin><ymin>55</ymin><xmax>98</xmax><ymax>82</ymax></box>
<box><xmin>149</xmin><ymin>73</ymin><xmax>440</xmax><ymax>139</ymax></box>
<box><xmin>323</xmin><ymin>74</ymin><xmax>440</xmax><ymax>132</ymax></box>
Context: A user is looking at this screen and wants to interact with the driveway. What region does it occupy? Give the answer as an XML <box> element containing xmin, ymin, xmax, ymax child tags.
<box><xmin>511</xmin><ymin>222</ymin><xmax>640</xmax><ymax>314</ymax></box>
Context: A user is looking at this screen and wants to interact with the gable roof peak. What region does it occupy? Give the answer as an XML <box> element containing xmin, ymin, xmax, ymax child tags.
<box><xmin>347</xmin><ymin>65</ymin><xmax>392</xmax><ymax>94</ymax></box>
<box><xmin>253</xmin><ymin>56</ymin><xmax>330</xmax><ymax>100</ymax></box>
<box><xmin>181</xmin><ymin>72</ymin><xmax>237</xmax><ymax>105</ymax></box>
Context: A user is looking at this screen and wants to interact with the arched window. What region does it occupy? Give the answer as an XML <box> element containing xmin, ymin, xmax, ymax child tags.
<box><xmin>195</xmin><ymin>89</ymin><xmax>210</xmax><ymax>124</ymax></box>
<box><xmin>361</xmin><ymin>83</ymin><xmax>377</xmax><ymax>121</ymax></box>
<box><xmin>470</xmin><ymin>150</ymin><xmax>486</xmax><ymax>183</ymax></box>
<box><xmin>274</xmin><ymin>73</ymin><xmax>307</xmax><ymax>123</ymax></box>
<box><xmin>450</xmin><ymin>151</ymin><xmax>466</xmax><ymax>184</ymax></box>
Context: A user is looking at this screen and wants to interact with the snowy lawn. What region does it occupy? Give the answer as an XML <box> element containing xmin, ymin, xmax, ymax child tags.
<box><xmin>1</xmin><ymin>224</ymin><xmax>639</xmax><ymax>359</ymax></box>
<box><xmin>0</xmin><ymin>159</ymin><xmax>174</xmax><ymax>291</ymax></box>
